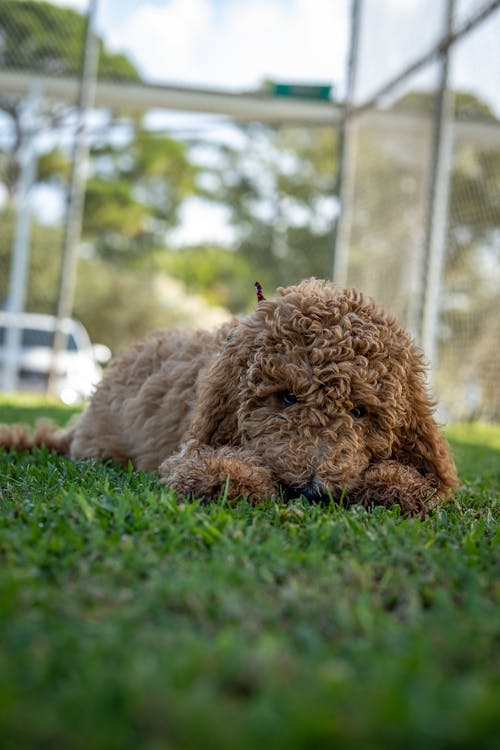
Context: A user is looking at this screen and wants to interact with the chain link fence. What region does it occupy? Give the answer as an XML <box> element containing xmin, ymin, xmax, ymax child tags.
<box><xmin>336</xmin><ymin>0</ymin><xmax>500</xmax><ymax>420</ymax></box>
<box><xmin>0</xmin><ymin>0</ymin><xmax>499</xmax><ymax>419</ymax></box>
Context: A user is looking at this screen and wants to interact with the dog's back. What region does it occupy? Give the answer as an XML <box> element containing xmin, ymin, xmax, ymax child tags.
<box><xmin>70</xmin><ymin>328</ymin><xmax>218</xmax><ymax>471</ymax></box>
<box><xmin>0</xmin><ymin>327</ymin><xmax>218</xmax><ymax>472</ymax></box>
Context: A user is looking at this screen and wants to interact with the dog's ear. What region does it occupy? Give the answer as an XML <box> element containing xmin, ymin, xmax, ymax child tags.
<box><xmin>394</xmin><ymin>360</ymin><xmax>458</xmax><ymax>494</ymax></box>
<box><xmin>185</xmin><ymin>329</ymin><xmax>244</xmax><ymax>447</ymax></box>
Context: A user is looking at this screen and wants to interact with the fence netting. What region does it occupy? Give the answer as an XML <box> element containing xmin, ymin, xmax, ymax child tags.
<box><xmin>340</xmin><ymin>0</ymin><xmax>500</xmax><ymax>420</ymax></box>
<box><xmin>0</xmin><ymin>0</ymin><xmax>499</xmax><ymax>419</ymax></box>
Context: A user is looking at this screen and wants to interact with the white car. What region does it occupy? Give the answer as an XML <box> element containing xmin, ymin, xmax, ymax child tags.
<box><xmin>0</xmin><ymin>312</ymin><xmax>111</xmax><ymax>405</ymax></box>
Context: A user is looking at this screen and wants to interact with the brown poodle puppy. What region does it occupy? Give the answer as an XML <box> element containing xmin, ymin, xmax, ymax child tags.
<box><xmin>0</xmin><ymin>279</ymin><xmax>458</xmax><ymax>514</ymax></box>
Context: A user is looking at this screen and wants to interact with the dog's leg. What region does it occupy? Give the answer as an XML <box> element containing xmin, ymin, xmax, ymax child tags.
<box><xmin>349</xmin><ymin>460</ymin><xmax>442</xmax><ymax>516</ymax></box>
<box><xmin>159</xmin><ymin>443</ymin><xmax>278</xmax><ymax>503</ymax></box>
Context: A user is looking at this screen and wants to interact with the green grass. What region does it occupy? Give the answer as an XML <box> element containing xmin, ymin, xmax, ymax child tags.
<box><xmin>0</xmin><ymin>395</ymin><xmax>498</xmax><ymax>750</ymax></box>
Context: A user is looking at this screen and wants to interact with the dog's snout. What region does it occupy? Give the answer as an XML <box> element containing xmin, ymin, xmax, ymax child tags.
<box><xmin>286</xmin><ymin>481</ymin><xmax>326</xmax><ymax>503</ymax></box>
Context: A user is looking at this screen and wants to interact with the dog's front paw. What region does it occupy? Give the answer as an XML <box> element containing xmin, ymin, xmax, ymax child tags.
<box><xmin>159</xmin><ymin>446</ymin><xmax>278</xmax><ymax>503</ymax></box>
<box><xmin>350</xmin><ymin>461</ymin><xmax>439</xmax><ymax>516</ymax></box>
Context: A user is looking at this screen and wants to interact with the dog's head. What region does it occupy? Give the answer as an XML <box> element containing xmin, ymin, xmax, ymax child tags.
<box><xmin>190</xmin><ymin>279</ymin><xmax>456</xmax><ymax>501</ymax></box>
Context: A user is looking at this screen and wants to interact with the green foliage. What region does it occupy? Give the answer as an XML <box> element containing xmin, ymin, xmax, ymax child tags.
<box><xmin>158</xmin><ymin>245</ymin><xmax>256</xmax><ymax>312</ymax></box>
<box><xmin>0</xmin><ymin>211</ymin><xmax>185</xmax><ymax>354</ymax></box>
<box><xmin>73</xmin><ymin>257</ymin><xmax>186</xmax><ymax>353</ymax></box>
<box><xmin>0</xmin><ymin>0</ymin><xmax>141</xmax><ymax>197</ymax></box>
<box><xmin>0</xmin><ymin>211</ymin><xmax>63</xmax><ymax>312</ymax></box>
<box><xmin>439</xmin><ymin>139</ymin><xmax>500</xmax><ymax>418</ymax></box>
<box><xmin>0</xmin><ymin>401</ymin><xmax>498</xmax><ymax>749</ymax></box>
<box><xmin>0</xmin><ymin>0</ymin><xmax>140</xmax><ymax>81</ymax></box>
<box><xmin>83</xmin><ymin>177</ymin><xmax>148</xmax><ymax>237</ymax></box>
<box><xmin>344</xmin><ymin>91</ymin><xmax>500</xmax><ymax>418</ymax></box>
<box><xmin>394</xmin><ymin>90</ymin><xmax>498</xmax><ymax>122</ymax></box>
<box><xmin>85</xmin><ymin>129</ymin><xmax>198</xmax><ymax>259</ymax></box>
<box><xmin>37</xmin><ymin>148</ymin><xmax>72</xmax><ymax>184</ymax></box>
<box><xmin>194</xmin><ymin>125</ymin><xmax>338</xmax><ymax>294</ymax></box>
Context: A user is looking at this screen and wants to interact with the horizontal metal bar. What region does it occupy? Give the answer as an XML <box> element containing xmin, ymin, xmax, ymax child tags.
<box><xmin>1</xmin><ymin>70</ymin><xmax>499</xmax><ymax>146</ymax></box>
<box><xmin>0</xmin><ymin>70</ymin><xmax>343</xmax><ymax>125</ymax></box>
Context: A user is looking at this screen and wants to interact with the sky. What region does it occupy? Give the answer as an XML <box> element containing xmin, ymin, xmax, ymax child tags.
<box><xmin>47</xmin><ymin>0</ymin><xmax>500</xmax><ymax>115</ymax></box>
<box><xmin>51</xmin><ymin>0</ymin><xmax>349</xmax><ymax>93</ymax></box>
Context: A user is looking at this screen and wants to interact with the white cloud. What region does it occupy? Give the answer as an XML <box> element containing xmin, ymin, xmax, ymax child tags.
<box><xmin>106</xmin><ymin>0</ymin><xmax>347</xmax><ymax>92</ymax></box>
<box><xmin>107</xmin><ymin>0</ymin><xmax>212</xmax><ymax>84</ymax></box>
<box><xmin>385</xmin><ymin>0</ymin><xmax>422</xmax><ymax>9</ymax></box>
<box><xmin>168</xmin><ymin>197</ymin><xmax>236</xmax><ymax>246</ymax></box>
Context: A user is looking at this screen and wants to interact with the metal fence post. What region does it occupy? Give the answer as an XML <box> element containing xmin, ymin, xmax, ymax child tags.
<box><xmin>47</xmin><ymin>0</ymin><xmax>99</xmax><ymax>396</ymax></box>
<box><xmin>419</xmin><ymin>0</ymin><xmax>455</xmax><ymax>370</ymax></box>
<box><xmin>2</xmin><ymin>82</ymin><xmax>42</xmax><ymax>393</ymax></box>
<box><xmin>332</xmin><ymin>0</ymin><xmax>362</xmax><ymax>286</ymax></box>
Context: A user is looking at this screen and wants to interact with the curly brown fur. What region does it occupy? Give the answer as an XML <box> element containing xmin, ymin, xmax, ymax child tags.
<box><xmin>0</xmin><ymin>279</ymin><xmax>458</xmax><ymax>515</ymax></box>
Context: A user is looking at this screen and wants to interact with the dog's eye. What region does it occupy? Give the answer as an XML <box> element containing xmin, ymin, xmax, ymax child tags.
<box><xmin>349</xmin><ymin>405</ymin><xmax>367</xmax><ymax>418</ymax></box>
<box><xmin>280</xmin><ymin>391</ymin><xmax>297</xmax><ymax>407</ymax></box>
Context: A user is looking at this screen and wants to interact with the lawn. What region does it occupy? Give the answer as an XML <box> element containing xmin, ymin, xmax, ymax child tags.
<box><xmin>0</xmin><ymin>395</ymin><xmax>498</xmax><ymax>750</ymax></box>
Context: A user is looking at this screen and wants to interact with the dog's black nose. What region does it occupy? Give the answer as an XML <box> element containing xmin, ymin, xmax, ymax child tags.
<box><xmin>287</xmin><ymin>482</ymin><xmax>325</xmax><ymax>503</ymax></box>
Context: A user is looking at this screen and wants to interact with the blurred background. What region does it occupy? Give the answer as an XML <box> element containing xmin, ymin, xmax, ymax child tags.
<box><xmin>0</xmin><ymin>0</ymin><xmax>499</xmax><ymax>419</ymax></box>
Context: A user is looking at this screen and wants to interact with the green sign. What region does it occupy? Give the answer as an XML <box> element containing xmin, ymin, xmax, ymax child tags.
<box><xmin>269</xmin><ymin>83</ymin><xmax>332</xmax><ymax>101</ymax></box>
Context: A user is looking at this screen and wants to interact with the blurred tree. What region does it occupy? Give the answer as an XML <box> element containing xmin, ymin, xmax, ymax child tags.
<box><xmin>192</xmin><ymin>124</ymin><xmax>338</xmax><ymax>296</ymax></box>
<box><xmin>84</xmin><ymin>127</ymin><xmax>198</xmax><ymax>260</ymax></box>
<box><xmin>0</xmin><ymin>0</ymin><xmax>139</xmax><ymax>81</ymax></box>
<box><xmin>440</xmin><ymin>139</ymin><xmax>500</xmax><ymax>418</ymax></box>
<box><xmin>0</xmin><ymin>210</ymin><xmax>197</xmax><ymax>353</ymax></box>
<box><xmin>394</xmin><ymin>90</ymin><xmax>499</xmax><ymax>122</ymax></box>
<box><xmin>0</xmin><ymin>0</ymin><xmax>140</xmax><ymax>198</ymax></box>
<box><xmin>0</xmin><ymin>210</ymin><xmax>62</xmax><ymax>312</ymax></box>
<box><xmin>157</xmin><ymin>244</ymin><xmax>255</xmax><ymax>312</ymax></box>
<box><xmin>0</xmin><ymin>0</ymin><xmax>203</xmax><ymax>356</ymax></box>
<box><xmin>73</xmin><ymin>258</ymin><xmax>183</xmax><ymax>354</ymax></box>
<box><xmin>0</xmin><ymin>1</ymin><xmax>200</xmax><ymax>284</ymax></box>
<box><xmin>352</xmin><ymin>90</ymin><xmax>500</xmax><ymax>417</ymax></box>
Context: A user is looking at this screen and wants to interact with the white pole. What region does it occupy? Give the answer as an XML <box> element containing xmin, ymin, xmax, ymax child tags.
<box><xmin>48</xmin><ymin>0</ymin><xmax>99</xmax><ymax>396</ymax></box>
<box><xmin>2</xmin><ymin>82</ymin><xmax>42</xmax><ymax>393</ymax></box>
<box><xmin>420</xmin><ymin>0</ymin><xmax>455</xmax><ymax>370</ymax></box>
<box><xmin>332</xmin><ymin>0</ymin><xmax>362</xmax><ymax>286</ymax></box>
